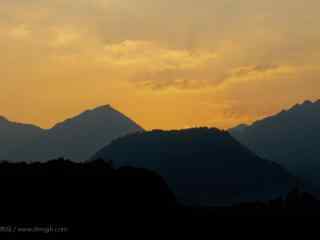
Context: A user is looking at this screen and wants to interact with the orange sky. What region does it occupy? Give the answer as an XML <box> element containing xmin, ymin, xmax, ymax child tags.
<box><xmin>1</xmin><ymin>0</ymin><xmax>320</xmax><ymax>130</ymax></box>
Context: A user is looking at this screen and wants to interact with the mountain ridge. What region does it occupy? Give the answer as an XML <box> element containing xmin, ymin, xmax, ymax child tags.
<box><xmin>230</xmin><ymin>99</ymin><xmax>320</xmax><ymax>187</ymax></box>
<box><xmin>0</xmin><ymin>116</ymin><xmax>44</xmax><ymax>130</ymax></box>
<box><xmin>0</xmin><ymin>105</ymin><xmax>143</xmax><ymax>161</ymax></box>
<box><xmin>92</xmin><ymin>127</ymin><xmax>296</xmax><ymax>206</ymax></box>
<box><xmin>232</xmin><ymin>99</ymin><xmax>320</xmax><ymax>130</ymax></box>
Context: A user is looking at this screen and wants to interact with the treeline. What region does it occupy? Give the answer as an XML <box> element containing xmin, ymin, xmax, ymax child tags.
<box><xmin>0</xmin><ymin>158</ymin><xmax>177</xmax><ymax>227</ymax></box>
<box><xmin>189</xmin><ymin>188</ymin><xmax>320</xmax><ymax>217</ymax></box>
<box><xmin>0</xmin><ymin>158</ymin><xmax>319</xmax><ymax>228</ymax></box>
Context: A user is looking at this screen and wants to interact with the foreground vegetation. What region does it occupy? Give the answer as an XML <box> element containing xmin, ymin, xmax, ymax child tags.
<box><xmin>0</xmin><ymin>158</ymin><xmax>319</xmax><ymax>232</ymax></box>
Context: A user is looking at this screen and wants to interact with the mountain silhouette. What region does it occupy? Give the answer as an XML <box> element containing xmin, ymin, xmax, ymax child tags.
<box><xmin>0</xmin><ymin>159</ymin><xmax>177</xmax><ymax>226</ymax></box>
<box><xmin>92</xmin><ymin>128</ymin><xmax>296</xmax><ymax>206</ymax></box>
<box><xmin>0</xmin><ymin>116</ymin><xmax>45</xmax><ymax>160</ymax></box>
<box><xmin>230</xmin><ymin>100</ymin><xmax>320</xmax><ymax>187</ymax></box>
<box><xmin>1</xmin><ymin>105</ymin><xmax>143</xmax><ymax>161</ymax></box>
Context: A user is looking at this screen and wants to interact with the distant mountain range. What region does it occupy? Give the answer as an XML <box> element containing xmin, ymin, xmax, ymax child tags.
<box><xmin>92</xmin><ymin>128</ymin><xmax>295</xmax><ymax>206</ymax></box>
<box><xmin>0</xmin><ymin>105</ymin><xmax>143</xmax><ymax>161</ymax></box>
<box><xmin>230</xmin><ymin>100</ymin><xmax>320</xmax><ymax>187</ymax></box>
<box><xmin>2</xmin><ymin>100</ymin><xmax>319</xmax><ymax>205</ymax></box>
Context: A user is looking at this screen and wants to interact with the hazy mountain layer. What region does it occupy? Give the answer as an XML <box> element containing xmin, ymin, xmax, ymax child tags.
<box><xmin>0</xmin><ymin>105</ymin><xmax>143</xmax><ymax>161</ymax></box>
<box><xmin>0</xmin><ymin>117</ymin><xmax>45</xmax><ymax>160</ymax></box>
<box><xmin>230</xmin><ymin>100</ymin><xmax>320</xmax><ymax>186</ymax></box>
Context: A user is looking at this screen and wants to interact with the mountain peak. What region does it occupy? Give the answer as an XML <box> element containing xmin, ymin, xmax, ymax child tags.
<box><xmin>84</xmin><ymin>104</ymin><xmax>120</xmax><ymax>115</ymax></box>
<box><xmin>93</xmin><ymin>104</ymin><xmax>112</xmax><ymax>111</ymax></box>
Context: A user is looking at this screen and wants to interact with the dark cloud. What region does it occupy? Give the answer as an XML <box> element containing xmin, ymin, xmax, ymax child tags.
<box><xmin>232</xmin><ymin>64</ymin><xmax>280</xmax><ymax>77</ymax></box>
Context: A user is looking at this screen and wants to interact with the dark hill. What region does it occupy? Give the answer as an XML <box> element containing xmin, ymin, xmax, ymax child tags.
<box><xmin>0</xmin><ymin>159</ymin><xmax>318</xmax><ymax>230</ymax></box>
<box><xmin>92</xmin><ymin>128</ymin><xmax>296</xmax><ymax>206</ymax></box>
<box><xmin>230</xmin><ymin>100</ymin><xmax>320</xmax><ymax>187</ymax></box>
<box><xmin>0</xmin><ymin>159</ymin><xmax>176</xmax><ymax>226</ymax></box>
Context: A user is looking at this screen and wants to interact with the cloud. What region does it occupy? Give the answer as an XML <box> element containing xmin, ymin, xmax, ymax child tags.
<box><xmin>231</xmin><ymin>65</ymin><xmax>280</xmax><ymax>77</ymax></box>
<box><xmin>100</xmin><ymin>40</ymin><xmax>218</xmax><ymax>89</ymax></box>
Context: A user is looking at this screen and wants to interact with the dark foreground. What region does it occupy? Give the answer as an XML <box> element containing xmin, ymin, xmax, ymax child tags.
<box><xmin>0</xmin><ymin>159</ymin><xmax>319</xmax><ymax>234</ymax></box>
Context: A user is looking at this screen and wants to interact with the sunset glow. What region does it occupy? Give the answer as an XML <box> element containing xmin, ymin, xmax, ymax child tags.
<box><xmin>1</xmin><ymin>0</ymin><xmax>320</xmax><ymax>129</ymax></box>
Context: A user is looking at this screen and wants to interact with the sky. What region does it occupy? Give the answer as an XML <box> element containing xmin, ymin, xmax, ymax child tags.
<box><xmin>1</xmin><ymin>0</ymin><xmax>320</xmax><ymax>130</ymax></box>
